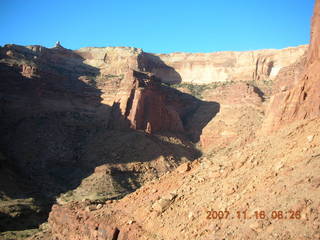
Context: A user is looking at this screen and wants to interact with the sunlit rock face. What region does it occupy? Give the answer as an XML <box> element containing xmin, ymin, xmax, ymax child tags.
<box><xmin>75</xmin><ymin>44</ymin><xmax>307</xmax><ymax>85</ymax></box>
<box><xmin>148</xmin><ymin>45</ymin><xmax>307</xmax><ymax>84</ymax></box>
<box><xmin>263</xmin><ymin>0</ymin><xmax>320</xmax><ymax>132</ymax></box>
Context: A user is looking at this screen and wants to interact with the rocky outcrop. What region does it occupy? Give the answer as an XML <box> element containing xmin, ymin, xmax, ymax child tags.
<box><xmin>107</xmin><ymin>70</ymin><xmax>199</xmax><ymax>134</ymax></box>
<box><xmin>72</xmin><ymin>44</ymin><xmax>308</xmax><ymax>137</ymax></box>
<box><xmin>0</xmin><ymin>44</ymin><xmax>200</xmax><ymax>207</ymax></box>
<box><xmin>271</xmin><ymin>53</ymin><xmax>306</xmax><ymax>95</ymax></box>
<box><xmin>72</xmin><ymin>46</ymin><xmax>199</xmax><ymax>134</ymax></box>
<box><xmin>0</xmin><ymin>43</ymin><xmax>199</xmax><ymax>134</ymax></box>
<box><xmin>187</xmin><ymin>82</ymin><xmax>264</xmax><ymax>151</ymax></box>
<box><xmin>75</xmin><ymin>44</ymin><xmax>307</xmax><ymax>86</ymax></box>
<box><xmin>0</xmin><ymin>8</ymin><xmax>316</xmax><ymax>238</ymax></box>
<box><xmin>148</xmin><ymin>45</ymin><xmax>307</xmax><ymax>84</ymax></box>
<box><xmin>76</xmin><ymin>46</ymin><xmax>142</xmax><ymax>76</ymax></box>
<box><xmin>263</xmin><ymin>0</ymin><xmax>320</xmax><ymax>132</ymax></box>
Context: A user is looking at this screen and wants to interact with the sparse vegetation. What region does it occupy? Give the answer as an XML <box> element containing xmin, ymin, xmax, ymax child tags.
<box><xmin>0</xmin><ymin>229</ymin><xmax>40</xmax><ymax>240</ymax></box>
<box><xmin>105</xmin><ymin>74</ymin><xmax>124</xmax><ymax>79</ymax></box>
<box><xmin>247</xmin><ymin>79</ymin><xmax>273</xmax><ymax>97</ymax></box>
<box><xmin>248</xmin><ymin>79</ymin><xmax>272</xmax><ymax>87</ymax></box>
<box><xmin>169</xmin><ymin>79</ymin><xmax>273</xmax><ymax>100</ymax></box>
<box><xmin>170</xmin><ymin>81</ymin><xmax>235</xmax><ymax>99</ymax></box>
<box><xmin>83</xmin><ymin>73</ymin><xmax>124</xmax><ymax>88</ymax></box>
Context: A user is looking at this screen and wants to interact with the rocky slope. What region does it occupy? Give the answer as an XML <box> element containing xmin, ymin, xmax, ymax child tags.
<box><xmin>39</xmin><ymin>1</ymin><xmax>320</xmax><ymax>240</ymax></box>
<box><xmin>0</xmin><ymin>43</ymin><xmax>202</xmax><ymax>238</ymax></box>
<box><xmin>0</xmin><ymin>2</ymin><xmax>317</xmax><ymax>239</ymax></box>
<box><xmin>195</xmin><ymin>82</ymin><xmax>264</xmax><ymax>152</ymax></box>
<box><xmin>47</xmin><ymin>118</ymin><xmax>320</xmax><ymax>240</ymax></box>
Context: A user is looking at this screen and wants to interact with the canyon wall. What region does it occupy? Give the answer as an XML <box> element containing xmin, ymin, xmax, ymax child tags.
<box><xmin>44</xmin><ymin>2</ymin><xmax>320</xmax><ymax>239</ymax></box>
<box><xmin>74</xmin><ymin>47</ymin><xmax>199</xmax><ymax>133</ymax></box>
<box><xmin>263</xmin><ymin>0</ymin><xmax>320</xmax><ymax>132</ymax></box>
<box><xmin>150</xmin><ymin>45</ymin><xmax>307</xmax><ymax>84</ymax></box>
<box><xmin>0</xmin><ymin>44</ymin><xmax>200</xmax><ymax>203</ymax></box>
<box><xmin>75</xmin><ymin>44</ymin><xmax>307</xmax><ymax>86</ymax></box>
<box><xmin>0</xmin><ymin>4</ymin><xmax>317</xmax><ymax>237</ymax></box>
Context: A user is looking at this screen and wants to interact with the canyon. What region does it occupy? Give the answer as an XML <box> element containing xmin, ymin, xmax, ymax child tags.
<box><xmin>0</xmin><ymin>1</ymin><xmax>319</xmax><ymax>240</ymax></box>
<box><xmin>75</xmin><ymin>44</ymin><xmax>307</xmax><ymax>85</ymax></box>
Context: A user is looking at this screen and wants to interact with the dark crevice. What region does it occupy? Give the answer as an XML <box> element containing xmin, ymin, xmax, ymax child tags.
<box><xmin>112</xmin><ymin>228</ymin><xmax>120</xmax><ymax>240</ymax></box>
<box><xmin>267</xmin><ymin>61</ymin><xmax>274</xmax><ymax>76</ymax></box>
<box><xmin>303</xmin><ymin>91</ymin><xmax>308</xmax><ymax>100</ymax></box>
<box><xmin>125</xmin><ymin>88</ymin><xmax>135</xmax><ymax>117</ymax></box>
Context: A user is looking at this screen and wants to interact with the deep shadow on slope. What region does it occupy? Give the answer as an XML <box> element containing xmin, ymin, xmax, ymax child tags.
<box><xmin>184</xmin><ymin>101</ymin><xmax>221</xmax><ymax>142</ymax></box>
<box><xmin>138</xmin><ymin>52</ymin><xmax>183</xmax><ymax>84</ymax></box>
<box><xmin>0</xmin><ymin>155</ymin><xmax>50</xmax><ymax>232</ymax></box>
<box><xmin>0</xmin><ymin>45</ymin><xmax>106</xmax><ymax>231</ymax></box>
<box><xmin>0</xmin><ymin>45</ymin><xmax>219</xmax><ymax>232</ymax></box>
<box><xmin>137</xmin><ymin>52</ymin><xmax>220</xmax><ymax>141</ymax></box>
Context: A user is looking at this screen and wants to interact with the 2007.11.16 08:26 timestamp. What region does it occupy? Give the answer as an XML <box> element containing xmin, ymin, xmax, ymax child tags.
<box><xmin>206</xmin><ymin>210</ymin><xmax>301</xmax><ymax>220</ymax></box>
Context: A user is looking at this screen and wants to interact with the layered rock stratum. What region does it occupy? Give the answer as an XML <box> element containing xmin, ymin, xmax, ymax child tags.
<box><xmin>0</xmin><ymin>1</ymin><xmax>319</xmax><ymax>239</ymax></box>
<box><xmin>75</xmin><ymin>44</ymin><xmax>307</xmax><ymax>85</ymax></box>
<box><xmin>263</xmin><ymin>0</ymin><xmax>320</xmax><ymax>132</ymax></box>
<box><xmin>0</xmin><ymin>43</ymin><xmax>202</xmax><ymax>237</ymax></box>
<box><xmin>151</xmin><ymin>45</ymin><xmax>307</xmax><ymax>84</ymax></box>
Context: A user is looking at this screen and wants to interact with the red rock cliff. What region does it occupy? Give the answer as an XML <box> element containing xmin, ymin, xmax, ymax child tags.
<box><xmin>263</xmin><ymin>0</ymin><xmax>320</xmax><ymax>131</ymax></box>
<box><xmin>107</xmin><ymin>70</ymin><xmax>198</xmax><ymax>133</ymax></box>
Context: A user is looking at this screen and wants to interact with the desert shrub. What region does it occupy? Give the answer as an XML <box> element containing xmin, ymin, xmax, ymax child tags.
<box><xmin>170</xmin><ymin>81</ymin><xmax>235</xmax><ymax>99</ymax></box>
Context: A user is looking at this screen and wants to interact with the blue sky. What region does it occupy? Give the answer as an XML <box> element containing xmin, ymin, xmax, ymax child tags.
<box><xmin>0</xmin><ymin>0</ymin><xmax>315</xmax><ymax>53</ymax></box>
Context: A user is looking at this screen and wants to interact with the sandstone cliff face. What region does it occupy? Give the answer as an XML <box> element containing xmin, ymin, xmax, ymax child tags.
<box><xmin>72</xmin><ymin>46</ymin><xmax>199</xmax><ymax>134</ymax></box>
<box><xmin>263</xmin><ymin>0</ymin><xmax>320</xmax><ymax>132</ymax></box>
<box><xmin>0</xmin><ymin>44</ymin><xmax>198</xmax><ymax>135</ymax></box>
<box><xmin>0</xmin><ymin>7</ymin><xmax>317</xmax><ymax>238</ymax></box>
<box><xmin>101</xmin><ymin>69</ymin><xmax>199</xmax><ymax>134</ymax></box>
<box><xmin>0</xmin><ymin>44</ymin><xmax>200</xmax><ymax>204</ymax></box>
<box><xmin>43</xmin><ymin>2</ymin><xmax>320</xmax><ymax>235</ymax></box>
<box><xmin>69</xmin><ymin>44</ymin><xmax>308</xmax><ymax>137</ymax></box>
<box><xmin>75</xmin><ymin>44</ymin><xmax>307</xmax><ymax>86</ymax></box>
<box><xmin>76</xmin><ymin>46</ymin><xmax>142</xmax><ymax>76</ymax></box>
<box><xmin>148</xmin><ymin>45</ymin><xmax>307</xmax><ymax>84</ymax></box>
<box><xmin>0</xmin><ymin>43</ymin><xmax>205</xmax><ymax>236</ymax></box>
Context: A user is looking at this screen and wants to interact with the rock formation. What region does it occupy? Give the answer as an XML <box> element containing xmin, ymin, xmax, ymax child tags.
<box><xmin>196</xmin><ymin>82</ymin><xmax>264</xmax><ymax>151</ymax></box>
<box><xmin>75</xmin><ymin>48</ymin><xmax>199</xmax><ymax>133</ymax></box>
<box><xmin>103</xmin><ymin>70</ymin><xmax>199</xmax><ymax>134</ymax></box>
<box><xmin>263</xmin><ymin>0</ymin><xmax>320</xmax><ymax>132</ymax></box>
<box><xmin>0</xmin><ymin>43</ymin><xmax>201</xmax><ymax>235</ymax></box>
<box><xmin>74</xmin><ymin>45</ymin><xmax>307</xmax><ymax>86</ymax></box>
<box><xmin>0</xmin><ymin>2</ymin><xmax>318</xmax><ymax>238</ymax></box>
<box><xmin>54</xmin><ymin>41</ymin><xmax>62</xmax><ymax>48</ymax></box>
<box><xmin>149</xmin><ymin>45</ymin><xmax>307</xmax><ymax>84</ymax></box>
<box><xmin>40</xmin><ymin>1</ymin><xmax>320</xmax><ymax>240</ymax></box>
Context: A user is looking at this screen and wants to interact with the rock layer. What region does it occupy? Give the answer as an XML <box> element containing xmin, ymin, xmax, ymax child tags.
<box><xmin>150</xmin><ymin>45</ymin><xmax>307</xmax><ymax>84</ymax></box>
<box><xmin>0</xmin><ymin>44</ymin><xmax>200</xmax><ymax>207</ymax></box>
<box><xmin>75</xmin><ymin>44</ymin><xmax>307</xmax><ymax>86</ymax></box>
<box><xmin>0</xmin><ymin>4</ymin><xmax>317</xmax><ymax>238</ymax></box>
<box><xmin>105</xmin><ymin>70</ymin><xmax>199</xmax><ymax>134</ymax></box>
<box><xmin>263</xmin><ymin>0</ymin><xmax>320</xmax><ymax>132</ymax></box>
<box><xmin>43</xmin><ymin>2</ymin><xmax>320</xmax><ymax>240</ymax></box>
<box><xmin>198</xmin><ymin>82</ymin><xmax>264</xmax><ymax>151</ymax></box>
